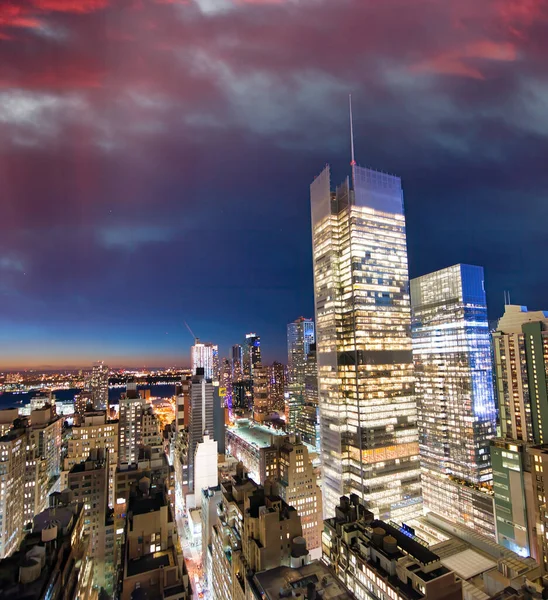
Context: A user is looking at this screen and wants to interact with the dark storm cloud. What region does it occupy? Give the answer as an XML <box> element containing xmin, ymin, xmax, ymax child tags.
<box><xmin>1</xmin><ymin>0</ymin><xmax>548</xmax><ymax>366</ymax></box>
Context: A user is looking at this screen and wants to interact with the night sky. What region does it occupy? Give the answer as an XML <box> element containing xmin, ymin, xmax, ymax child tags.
<box><xmin>1</xmin><ymin>0</ymin><xmax>547</xmax><ymax>369</ymax></box>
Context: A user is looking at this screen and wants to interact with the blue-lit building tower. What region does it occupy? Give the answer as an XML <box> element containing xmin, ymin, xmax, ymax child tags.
<box><xmin>411</xmin><ymin>264</ymin><xmax>497</xmax><ymax>537</ymax></box>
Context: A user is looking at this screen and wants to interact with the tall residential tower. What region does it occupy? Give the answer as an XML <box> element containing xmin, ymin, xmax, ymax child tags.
<box><xmin>310</xmin><ymin>161</ymin><xmax>421</xmax><ymax>520</ymax></box>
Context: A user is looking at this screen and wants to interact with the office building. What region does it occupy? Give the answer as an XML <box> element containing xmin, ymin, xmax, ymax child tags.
<box><xmin>322</xmin><ymin>495</ymin><xmax>462</xmax><ymax>600</ymax></box>
<box><xmin>231</xmin><ymin>344</ymin><xmax>243</xmax><ymax>381</ymax></box>
<box><xmin>311</xmin><ymin>161</ymin><xmax>421</xmax><ymax>519</ymax></box>
<box><xmin>191</xmin><ymin>340</ymin><xmax>218</xmax><ymax>381</ymax></box>
<box><xmin>187</xmin><ymin>369</ymin><xmax>215</xmax><ymax>494</ymax></box>
<box><xmin>244</xmin><ymin>333</ymin><xmax>261</xmax><ymax>378</ymax></box>
<box><xmin>286</xmin><ymin>318</ymin><xmax>315</xmax><ymax>432</ymax></box>
<box><xmin>295</xmin><ymin>343</ymin><xmax>320</xmax><ymax>450</ymax></box>
<box><xmin>410</xmin><ymin>264</ymin><xmax>497</xmax><ymax>537</ymax></box>
<box><xmin>62</xmin><ymin>410</ymin><xmax>118</xmax><ymax>507</ymax></box>
<box><xmin>491</xmin><ymin>439</ymin><xmax>536</xmax><ymax>559</ymax></box>
<box><xmin>118</xmin><ymin>382</ymin><xmax>147</xmax><ymax>465</ymax></box>
<box><xmin>0</xmin><ymin>428</ymin><xmax>25</xmax><ymax>559</ymax></box>
<box><xmin>120</xmin><ymin>485</ymin><xmax>191</xmax><ymax>600</ymax></box>
<box><xmin>90</xmin><ymin>361</ymin><xmax>109</xmax><ymax>410</ymax></box>
<box><xmin>232</xmin><ymin>379</ymin><xmax>253</xmax><ymax>412</ymax></box>
<box><xmin>210</xmin><ymin>470</ymin><xmax>305</xmax><ymax>599</ymax></box>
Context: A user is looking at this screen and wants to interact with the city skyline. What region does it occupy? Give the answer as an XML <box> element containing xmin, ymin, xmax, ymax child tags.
<box><xmin>2</xmin><ymin>0</ymin><xmax>548</xmax><ymax>368</ymax></box>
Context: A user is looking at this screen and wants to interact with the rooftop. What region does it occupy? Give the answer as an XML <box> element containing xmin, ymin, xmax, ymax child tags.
<box><xmin>126</xmin><ymin>550</ymin><xmax>171</xmax><ymax>577</ymax></box>
<box><xmin>228</xmin><ymin>420</ymin><xmax>285</xmax><ymax>449</ymax></box>
<box><xmin>253</xmin><ymin>561</ymin><xmax>354</xmax><ymax>600</ymax></box>
<box><xmin>129</xmin><ymin>492</ymin><xmax>165</xmax><ymax>516</ymax></box>
<box><xmin>440</xmin><ymin>549</ymin><xmax>497</xmax><ymax>580</ymax></box>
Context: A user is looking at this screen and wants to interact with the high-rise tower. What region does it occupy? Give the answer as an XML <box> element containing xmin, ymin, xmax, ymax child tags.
<box><xmin>191</xmin><ymin>340</ymin><xmax>218</xmax><ymax>381</ymax></box>
<box><xmin>311</xmin><ymin>155</ymin><xmax>421</xmax><ymax>519</ymax></box>
<box><xmin>286</xmin><ymin>318</ymin><xmax>315</xmax><ymax>432</ymax></box>
<box><xmin>411</xmin><ymin>264</ymin><xmax>497</xmax><ymax>537</ymax></box>
<box><xmin>243</xmin><ymin>333</ymin><xmax>261</xmax><ymax>378</ymax></box>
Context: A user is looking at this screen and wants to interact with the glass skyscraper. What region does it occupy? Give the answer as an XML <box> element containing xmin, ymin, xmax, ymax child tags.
<box><xmin>311</xmin><ymin>164</ymin><xmax>421</xmax><ymax>520</ymax></box>
<box><xmin>286</xmin><ymin>317</ymin><xmax>315</xmax><ymax>432</ymax></box>
<box><xmin>410</xmin><ymin>264</ymin><xmax>497</xmax><ymax>537</ymax></box>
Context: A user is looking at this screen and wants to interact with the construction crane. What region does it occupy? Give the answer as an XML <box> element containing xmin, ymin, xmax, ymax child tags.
<box><xmin>184</xmin><ymin>321</ymin><xmax>198</xmax><ymax>344</ymax></box>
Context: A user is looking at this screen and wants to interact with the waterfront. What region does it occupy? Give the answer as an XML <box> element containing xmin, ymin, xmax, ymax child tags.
<box><xmin>0</xmin><ymin>384</ymin><xmax>177</xmax><ymax>410</ymax></box>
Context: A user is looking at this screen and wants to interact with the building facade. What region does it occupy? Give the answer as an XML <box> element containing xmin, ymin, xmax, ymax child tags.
<box><xmin>410</xmin><ymin>264</ymin><xmax>497</xmax><ymax>537</ymax></box>
<box><xmin>286</xmin><ymin>318</ymin><xmax>315</xmax><ymax>433</ymax></box>
<box><xmin>187</xmin><ymin>370</ymin><xmax>215</xmax><ymax>493</ymax></box>
<box><xmin>311</xmin><ymin>163</ymin><xmax>421</xmax><ymax>520</ymax></box>
<box><xmin>323</xmin><ymin>495</ymin><xmax>462</xmax><ymax>600</ymax></box>
<box><xmin>0</xmin><ymin>428</ymin><xmax>25</xmax><ymax>558</ymax></box>
<box><xmin>90</xmin><ymin>362</ymin><xmax>109</xmax><ymax>410</ymax></box>
<box><xmin>118</xmin><ymin>383</ymin><xmax>147</xmax><ymax>465</ymax></box>
<box><xmin>492</xmin><ymin>305</ymin><xmax>548</xmax><ymax>559</ymax></box>
<box><xmin>191</xmin><ymin>340</ymin><xmax>219</xmax><ymax>381</ymax></box>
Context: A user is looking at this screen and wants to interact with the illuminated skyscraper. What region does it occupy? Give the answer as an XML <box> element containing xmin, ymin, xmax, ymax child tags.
<box><xmin>243</xmin><ymin>333</ymin><xmax>261</xmax><ymax>378</ymax></box>
<box><xmin>311</xmin><ymin>161</ymin><xmax>421</xmax><ymax>520</ymax></box>
<box><xmin>90</xmin><ymin>361</ymin><xmax>109</xmax><ymax>410</ymax></box>
<box><xmin>269</xmin><ymin>361</ymin><xmax>286</xmax><ymax>413</ymax></box>
<box><xmin>296</xmin><ymin>343</ymin><xmax>320</xmax><ymax>450</ymax></box>
<box><xmin>231</xmin><ymin>344</ymin><xmax>243</xmax><ymax>381</ymax></box>
<box><xmin>411</xmin><ymin>264</ymin><xmax>497</xmax><ymax>537</ymax></box>
<box><xmin>491</xmin><ymin>305</ymin><xmax>548</xmax><ymax>558</ymax></box>
<box><xmin>286</xmin><ymin>318</ymin><xmax>315</xmax><ymax>432</ymax></box>
<box><xmin>187</xmin><ymin>369</ymin><xmax>216</xmax><ymax>493</ymax></box>
<box><xmin>191</xmin><ymin>340</ymin><xmax>218</xmax><ymax>381</ymax></box>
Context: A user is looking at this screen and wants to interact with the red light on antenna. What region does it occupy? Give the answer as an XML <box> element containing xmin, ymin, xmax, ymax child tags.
<box><xmin>350</xmin><ymin>160</ymin><xmax>356</xmax><ymax>166</ymax></box>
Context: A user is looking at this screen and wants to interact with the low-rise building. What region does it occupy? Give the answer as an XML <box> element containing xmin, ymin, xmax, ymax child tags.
<box><xmin>0</xmin><ymin>490</ymin><xmax>92</xmax><ymax>599</ymax></box>
<box><xmin>322</xmin><ymin>495</ymin><xmax>462</xmax><ymax>600</ymax></box>
<box><xmin>226</xmin><ymin>421</ymin><xmax>322</xmax><ymax>557</ymax></box>
<box><xmin>120</xmin><ymin>485</ymin><xmax>191</xmax><ymax>600</ymax></box>
<box><xmin>210</xmin><ymin>469</ymin><xmax>307</xmax><ymax>600</ymax></box>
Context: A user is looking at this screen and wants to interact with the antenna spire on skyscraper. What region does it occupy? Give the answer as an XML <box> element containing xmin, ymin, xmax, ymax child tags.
<box><xmin>349</xmin><ymin>94</ymin><xmax>356</xmax><ymax>168</ymax></box>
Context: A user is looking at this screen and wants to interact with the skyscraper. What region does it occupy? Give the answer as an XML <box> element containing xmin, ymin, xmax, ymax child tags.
<box><xmin>410</xmin><ymin>264</ymin><xmax>497</xmax><ymax>537</ymax></box>
<box><xmin>191</xmin><ymin>340</ymin><xmax>218</xmax><ymax>381</ymax></box>
<box><xmin>243</xmin><ymin>333</ymin><xmax>261</xmax><ymax>378</ymax></box>
<box><xmin>187</xmin><ymin>369</ymin><xmax>215</xmax><ymax>493</ymax></box>
<box><xmin>231</xmin><ymin>344</ymin><xmax>243</xmax><ymax>381</ymax></box>
<box><xmin>492</xmin><ymin>304</ymin><xmax>548</xmax><ymax>444</ymax></box>
<box><xmin>311</xmin><ymin>161</ymin><xmax>421</xmax><ymax>520</ymax></box>
<box><xmin>491</xmin><ymin>304</ymin><xmax>548</xmax><ymax>558</ymax></box>
<box><xmin>118</xmin><ymin>381</ymin><xmax>146</xmax><ymax>465</ymax></box>
<box><xmin>296</xmin><ymin>343</ymin><xmax>320</xmax><ymax>450</ymax></box>
<box><xmin>269</xmin><ymin>361</ymin><xmax>286</xmax><ymax>412</ymax></box>
<box><xmin>0</xmin><ymin>428</ymin><xmax>25</xmax><ymax>558</ymax></box>
<box><xmin>90</xmin><ymin>361</ymin><xmax>109</xmax><ymax>410</ymax></box>
<box><xmin>286</xmin><ymin>318</ymin><xmax>315</xmax><ymax>432</ymax></box>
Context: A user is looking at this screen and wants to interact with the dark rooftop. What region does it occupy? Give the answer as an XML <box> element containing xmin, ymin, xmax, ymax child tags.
<box><xmin>371</xmin><ymin>520</ymin><xmax>439</xmax><ymax>565</ymax></box>
<box><xmin>129</xmin><ymin>492</ymin><xmax>165</xmax><ymax>516</ymax></box>
<box><xmin>127</xmin><ymin>552</ymin><xmax>171</xmax><ymax>577</ymax></box>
